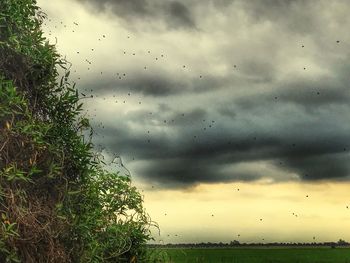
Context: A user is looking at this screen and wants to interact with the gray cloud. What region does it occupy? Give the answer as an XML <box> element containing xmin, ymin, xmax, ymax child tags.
<box><xmin>75</xmin><ymin>0</ymin><xmax>196</xmax><ymax>30</ymax></box>
<box><xmin>234</xmin><ymin>77</ymin><xmax>350</xmax><ymax>111</ymax></box>
<box><xmin>282</xmin><ymin>153</ymin><xmax>350</xmax><ymax>181</ymax></box>
<box><xmin>92</xmin><ymin>101</ymin><xmax>350</xmax><ymax>187</ymax></box>
<box><xmin>217</xmin><ymin>105</ymin><xmax>236</xmax><ymax>119</ymax></box>
<box><xmin>76</xmin><ymin>0</ymin><xmax>149</xmax><ymax>17</ymax></box>
<box><xmin>166</xmin><ymin>108</ymin><xmax>207</xmax><ymax>126</ymax></box>
<box><xmin>167</xmin><ymin>2</ymin><xmax>196</xmax><ymax>29</ymax></box>
<box><xmin>60</xmin><ymin>0</ymin><xmax>350</xmax><ymax>188</ymax></box>
<box><xmin>80</xmin><ymin>72</ymin><xmax>231</xmax><ymax>97</ymax></box>
<box><xmin>82</xmin><ymin>74</ymin><xmax>186</xmax><ymax>96</ymax></box>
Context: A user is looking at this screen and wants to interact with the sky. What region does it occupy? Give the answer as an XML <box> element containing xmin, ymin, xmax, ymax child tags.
<box><xmin>37</xmin><ymin>0</ymin><xmax>350</xmax><ymax>243</ymax></box>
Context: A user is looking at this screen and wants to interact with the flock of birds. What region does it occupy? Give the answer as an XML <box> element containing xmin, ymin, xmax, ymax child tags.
<box><xmin>43</xmin><ymin>16</ymin><xmax>346</xmax><ymax>244</ymax></box>
<box><xmin>45</xmin><ymin>18</ymin><xmax>342</xmax><ymax>146</ymax></box>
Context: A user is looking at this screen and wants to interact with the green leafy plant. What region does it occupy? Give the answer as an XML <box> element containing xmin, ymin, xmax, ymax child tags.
<box><xmin>0</xmin><ymin>0</ymin><xmax>156</xmax><ymax>262</ymax></box>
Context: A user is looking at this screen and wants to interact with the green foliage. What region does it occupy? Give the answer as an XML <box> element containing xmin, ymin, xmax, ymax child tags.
<box><xmin>0</xmin><ymin>0</ymin><xmax>155</xmax><ymax>262</ymax></box>
<box><xmin>69</xmin><ymin>172</ymin><xmax>153</xmax><ymax>262</ymax></box>
<box><xmin>154</xmin><ymin>248</ymin><xmax>350</xmax><ymax>263</ymax></box>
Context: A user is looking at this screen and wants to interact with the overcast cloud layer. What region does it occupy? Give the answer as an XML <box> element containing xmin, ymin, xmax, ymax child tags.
<box><xmin>41</xmin><ymin>0</ymin><xmax>350</xmax><ymax>188</ymax></box>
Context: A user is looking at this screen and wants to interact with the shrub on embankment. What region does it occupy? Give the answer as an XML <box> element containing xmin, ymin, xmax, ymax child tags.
<box><xmin>0</xmin><ymin>0</ymin><xmax>154</xmax><ymax>262</ymax></box>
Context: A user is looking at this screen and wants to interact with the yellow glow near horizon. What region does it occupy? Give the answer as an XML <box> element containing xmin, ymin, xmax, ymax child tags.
<box><xmin>137</xmin><ymin>181</ymin><xmax>350</xmax><ymax>244</ymax></box>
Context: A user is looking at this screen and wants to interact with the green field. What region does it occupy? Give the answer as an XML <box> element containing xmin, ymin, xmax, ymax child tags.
<box><xmin>150</xmin><ymin>247</ymin><xmax>350</xmax><ymax>263</ymax></box>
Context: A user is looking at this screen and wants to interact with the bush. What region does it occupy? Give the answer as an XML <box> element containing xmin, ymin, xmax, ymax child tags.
<box><xmin>0</xmin><ymin>0</ymin><xmax>155</xmax><ymax>262</ymax></box>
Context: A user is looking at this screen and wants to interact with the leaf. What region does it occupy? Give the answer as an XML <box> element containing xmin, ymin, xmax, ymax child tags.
<box><xmin>68</xmin><ymin>190</ymin><xmax>81</xmax><ymax>195</ymax></box>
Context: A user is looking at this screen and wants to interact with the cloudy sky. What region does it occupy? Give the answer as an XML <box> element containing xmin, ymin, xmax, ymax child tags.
<box><xmin>38</xmin><ymin>0</ymin><xmax>350</xmax><ymax>243</ymax></box>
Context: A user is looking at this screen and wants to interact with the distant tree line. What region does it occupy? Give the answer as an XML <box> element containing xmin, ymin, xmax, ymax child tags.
<box><xmin>149</xmin><ymin>239</ymin><xmax>349</xmax><ymax>249</ymax></box>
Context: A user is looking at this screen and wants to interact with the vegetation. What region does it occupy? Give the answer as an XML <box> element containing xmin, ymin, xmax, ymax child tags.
<box><xmin>149</xmin><ymin>239</ymin><xmax>350</xmax><ymax>248</ymax></box>
<box><xmin>152</xmin><ymin>247</ymin><xmax>350</xmax><ymax>263</ymax></box>
<box><xmin>0</xmin><ymin>0</ymin><xmax>154</xmax><ymax>262</ymax></box>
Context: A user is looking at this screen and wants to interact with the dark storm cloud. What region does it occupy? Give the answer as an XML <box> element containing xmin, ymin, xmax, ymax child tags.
<box><xmin>83</xmin><ymin>74</ymin><xmax>186</xmax><ymax>96</ymax></box>
<box><xmin>217</xmin><ymin>105</ymin><xmax>236</xmax><ymax>119</ymax></box>
<box><xmin>75</xmin><ymin>0</ymin><xmax>196</xmax><ymax>29</ymax></box>
<box><xmin>94</xmin><ymin>124</ymin><xmax>271</xmax><ymax>186</ymax></box>
<box><xmin>239</xmin><ymin>0</ymin><xmax>322</xmax><ymax>34</ymax></box>
<box><xmin>94</xmin><ymin>107</ymin><xmax>350</xmax><ymax>187</ymax></box>
<box><xmin>122</xmin><ymin>107</ymin><xmax>207</xmax><ymax>126</ymax></box>
<box><xmin>157</xmin><ymin>103</ymin><xmax>172</xmax><ymax>112</ymax></box>
<box><xmin>136</xmin><ymin>158</ymin><xmax>263</xmax><ymax>186</ymax></box>
<box><xmin>82</xmin><ymin>73</ymin><xmax>231</xmax><ymax>97</ymax></box>
<box><xmin>76</xmin><ymin>0</ymin><xmax>350</xmax><ymax>188</ymax></box>
<box><xmin>166</xmin><ymin>108</ymin><xmax>207</xmax><ymax>126</ymax></box>
<box><xmin>282</xmin><ymin>154</ymin><xmax>350</xmax><ymax>181</ymax></box>
<box><xmin>124</xmin><ymin>76</ymin><xmax>183</xmax><ymax>96</ymax></box>
<box><xmin>167</xmin><ymin>2</ymin><xmax>196</xmax><ymax>29</ymax></box>
<box><xmin>234</xmin><ymin>77</ymin><xmax>350</xmax><ymax>111</ymax></box>
<box><xmin>87</xmin><ymin>0</ymin><xmax>149</xmax><ymax>16</ymax></box>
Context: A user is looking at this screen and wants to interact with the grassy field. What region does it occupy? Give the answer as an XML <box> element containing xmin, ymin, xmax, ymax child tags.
<box><xmin>150</xmin><ymin>247</ymin><xmax>350</xmax><ymax>263</ymax></box>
